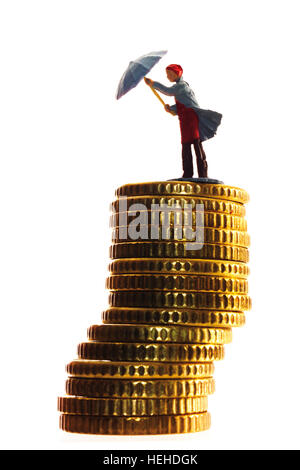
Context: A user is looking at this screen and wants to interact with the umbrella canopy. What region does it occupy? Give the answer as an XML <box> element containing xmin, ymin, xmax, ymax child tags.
<box><xmin>116</xmin><ymin>50</ymin><xmax>167</xmax><ymax>100</ymax></box>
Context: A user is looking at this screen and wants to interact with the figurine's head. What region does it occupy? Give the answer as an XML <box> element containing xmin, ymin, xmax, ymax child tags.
<box><xmin>166</xmin><ymin>64</ymin><xmax>183</xmax><ymax>82</ymax></box>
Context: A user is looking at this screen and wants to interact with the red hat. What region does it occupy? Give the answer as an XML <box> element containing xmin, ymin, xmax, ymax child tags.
<box><xmin>166</xmin><ymin>64</ymin><xmax>183</xmax><ymax>77</ymax></box>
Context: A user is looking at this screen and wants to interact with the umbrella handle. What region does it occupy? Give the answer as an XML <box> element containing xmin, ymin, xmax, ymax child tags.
<box><xmin>150</xmin><ymin>86</ymin><xmax>165</xmax><ymax>106</ymax></box>
<box><xmin>145</xmin><ymin>78</ymin><xmax>176</xmax><ymax>115</ymax></box>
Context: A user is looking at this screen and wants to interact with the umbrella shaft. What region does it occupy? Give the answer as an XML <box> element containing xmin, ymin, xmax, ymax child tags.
<box><xmin>150</xmin><ymin>86</ymin><xmax>176</xmax><ymax>115</ymax></box>
<box><xmin>150</xmin><ymin>86</ymin><xmax>165</xmax><ymax>106</ymax></box>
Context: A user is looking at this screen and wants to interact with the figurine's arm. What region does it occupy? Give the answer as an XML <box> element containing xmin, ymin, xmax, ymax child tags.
<box><xmin>152</xmin><ymin>81</ymin><xmax>177</xmax><ymax>96</ymax></box>
<box><xmin>167</xmin><ymin>104</ymin><xmax>177</xmax><ymax>115</ymax></box>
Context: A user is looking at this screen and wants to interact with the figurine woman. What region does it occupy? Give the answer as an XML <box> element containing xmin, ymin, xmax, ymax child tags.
<box><xmin>145</xmin><ymin>64</ymin><xmax>222</xmax><ymax>178</ymax></box>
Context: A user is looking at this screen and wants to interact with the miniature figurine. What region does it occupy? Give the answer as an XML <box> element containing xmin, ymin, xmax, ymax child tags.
<box><xmin>116</xmin><ymin>51</ymin><xmax>222</xmax><ymax>179</ymax></box>
<box><xmin>145</xmin><ymin>65</ymin><xmax>222</xmax><ymax>178</ymax></box>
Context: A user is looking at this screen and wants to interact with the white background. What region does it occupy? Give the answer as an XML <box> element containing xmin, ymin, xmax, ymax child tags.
<box><xmin>1</xmin><ymin>0</ymin><xmax>300</xmax><ymax>450</ymax></box>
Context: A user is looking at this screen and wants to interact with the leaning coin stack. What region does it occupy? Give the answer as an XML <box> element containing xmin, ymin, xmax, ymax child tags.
<box><xmin>58</xmin><ymin>181</ymin><xmax>251</xmax><ymax>435</ymax></box>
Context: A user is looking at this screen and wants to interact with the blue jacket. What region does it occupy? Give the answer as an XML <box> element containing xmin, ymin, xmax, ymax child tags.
<box><xmin>152</xmin><ymin>77</ymin><xmax>222</xmax><ymax>142</ymax></box>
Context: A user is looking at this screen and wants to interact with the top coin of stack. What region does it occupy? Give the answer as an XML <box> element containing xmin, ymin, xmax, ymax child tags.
<box><xmin>58</xmin><ymin>180</ymin><xmax>250</xmax><ymax>435</ymax></box>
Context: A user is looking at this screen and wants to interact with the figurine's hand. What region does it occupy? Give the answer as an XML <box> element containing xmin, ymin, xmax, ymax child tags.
<box><xmin>144</xmin><ymin>77</ymin><xmax>153</xmax><ymax>86</ymax></box>
<box><xmin>164</xmin><ymin>104</ymin><xmax>171</xmax><ymax>113</ymax></box>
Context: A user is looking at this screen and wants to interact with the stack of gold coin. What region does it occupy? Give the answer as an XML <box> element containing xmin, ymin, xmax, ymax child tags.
<box><xmin>58</xmin><ymin>181</ymin><xmax>251</xmax><ymax>435</ymax></box>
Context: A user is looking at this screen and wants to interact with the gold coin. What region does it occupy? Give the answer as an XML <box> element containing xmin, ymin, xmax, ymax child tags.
<box><xmin>112</xmin><ymin>227</ymin><xmax>250</xmax><ymax>247</ymax></box>
<box><xmin>111</xmin><ymin>212</ymin><xmax>247</xmax><ymax>231</ymax></box>
<box><xmin>109</xmin><ymin>243</ymin><xmax>249</xmax><ymax>263</ymax></box>
<box><xmin>109</xmin><ymin>291</ymin><xmax>251</xmax><ymax>311</ymax></box>
<box><xmin>59</xmin><ymin>412</ymin><xmax>211</xmax><ymax>434</ymax></box>
<box><xmin>66</xmin><ymin>360</ymin><xmax>215</xmax><ymax>379</ymax></box>
<box><xmin>77</xmin><ymin>342</ymin><xmax>225</xmax><ymax>362</ymax></box>
<box><xmin>58</xmin><ymin>395</ymin><xmax>208</xmax><ymax>416</ymax></box>
<box><xmin>106</xmin><ymin>274</ymin><xmax>248</xmax><ymax>293</ymax></box>
<box><xmin>111</xmin><ymin>195</ymin><xmax>246</xmax><ymax>217</ymax></box>
<box><xmin>108</xmin><ymin>258</ymin><xmax>250</xmax><ymax>278</ymax></box>
<box><xmin>115</xmin><ymin>182</ymin><xmax>249</xmax><ymax>204</ymax></box>
<box><xmin>102</xmin><ymin>308</ymin><xmax>246</xmax><ymax>328</ymax></box>
<box><xmin>65</xmin><ymin>377</ymin><xmax>215</xmax><ymax>398</ymax></box>
<box><xmin>87</xmin><ymin>324</ymin><xmax>232</xmax><ymax>345</ymax></box>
